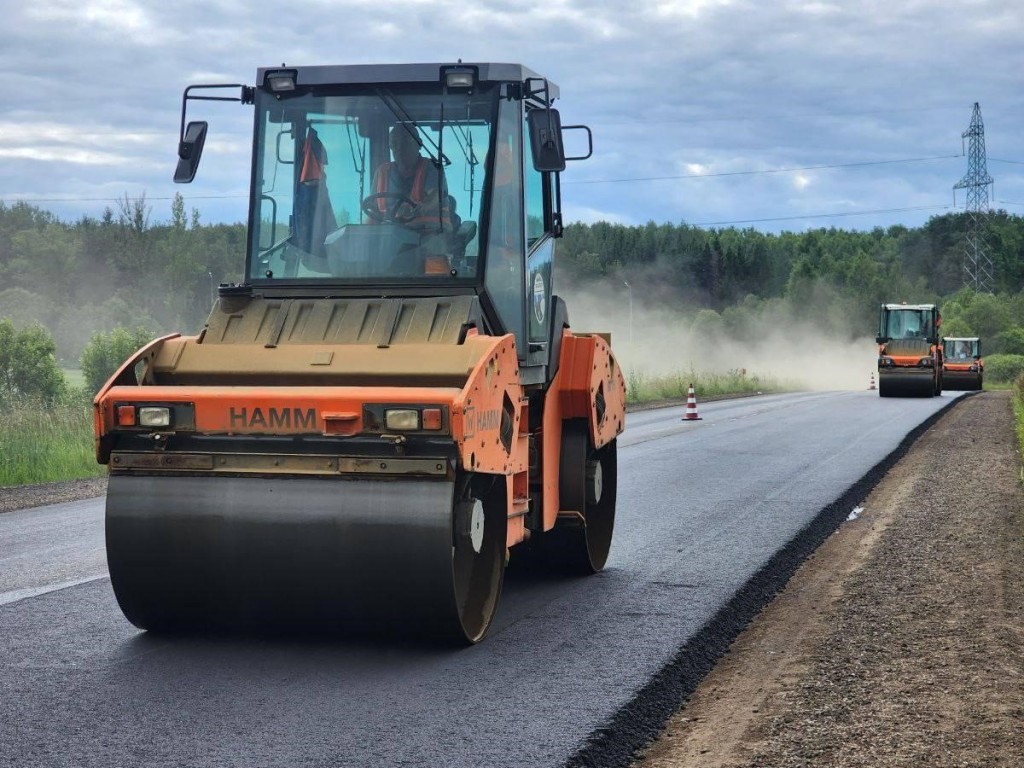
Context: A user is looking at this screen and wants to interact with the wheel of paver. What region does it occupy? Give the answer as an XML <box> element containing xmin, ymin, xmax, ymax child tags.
<box><xmin>539</xmin><ymin>420</ymin><xmax>617</xmax><ymax>574</ymax></box>
<box><xmin>878</xmin><ymin>376</ymin><xmax>892</xmax><ymax>397</ymax></box>
<box><xmin>105</xmin><ymin>472</ymin><xmax>507</xmax><ymax>643</ymax></box>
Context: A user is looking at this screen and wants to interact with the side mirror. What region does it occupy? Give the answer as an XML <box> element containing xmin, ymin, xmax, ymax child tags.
<box><xmin>527</xmin><ymin>108</ymin><xmax>566</xmax><ymax>172</ymax></box>
<box><xmin>875</xmin><ymin>336</ymin><xmax>887</xmax><ymax>344</ymax></box>
<box><xmin>174</xmin><ymin>121</ymin><xmax>208</xmax><ymax>183</ymax></box>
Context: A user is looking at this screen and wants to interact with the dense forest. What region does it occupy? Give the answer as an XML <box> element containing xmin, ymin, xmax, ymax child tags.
<box><xmin>1</xmin><ymin>196</ymin><xmax>1022</xmax><ymax>378</ymax></box>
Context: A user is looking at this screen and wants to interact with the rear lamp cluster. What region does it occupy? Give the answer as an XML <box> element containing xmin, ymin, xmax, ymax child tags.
<box><xmin>918</xmin><ymin>357</ymin><xmax>934</xmax><ymax>367</ymax></box>
<box><xmin>878</xmin><ymin>356</ymin><xmax>894</xmax><ymax>367</ymax></box>
<box><xmin>116</xmin><ymin>405</ymin><xmax>172</xmax><ymax>428</ymax></box>
<box><xmin>384</xmin><ymin>407</ymin><xmax>443</xmax><ymax>431</ymax></box>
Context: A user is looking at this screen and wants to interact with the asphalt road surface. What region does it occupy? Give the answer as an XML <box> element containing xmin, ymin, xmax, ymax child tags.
<box><xmin>0</xmin><ymin>390</ymin><xmax>964</xmax><ymax>768</ymax></box>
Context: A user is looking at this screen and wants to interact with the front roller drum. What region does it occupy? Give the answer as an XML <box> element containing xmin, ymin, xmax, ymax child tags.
<box><xmin>943</xmin><ymin>371</ymin><xmax>983</xmax><ymax>391</ymax></box>
<box><xmin>105</xmin><ymin>474</ymin><xmax>506</xmax><ymax>643</ymax></box>
<box><xmin>877</xmin><ymin>372</ymin><xmax>935</xmax><ymax>398</ymax></box>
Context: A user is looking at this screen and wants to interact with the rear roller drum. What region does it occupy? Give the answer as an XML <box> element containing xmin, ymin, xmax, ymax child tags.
<box><xmin>528</xmin><ymin>420</ymin><xmax>617</xmax><ymax>574</ymax></box>
<box><xmin>105</xmin><ymin>472</ymin><xmax>506</xmax><ymax>643</ymax></box>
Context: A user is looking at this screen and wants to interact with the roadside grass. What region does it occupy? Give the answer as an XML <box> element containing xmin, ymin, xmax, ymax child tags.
<box><xmin>1014</xmin><ymin>375</ymin><xmax>1024</xmax><ymax>481</ymax></box>
<box><xmin>626</xmin><ymin>368</ymin><xmax>789</xmax><ymax>405</ymax></box>
<box><xmin>63</xmin><ymin>368</ymin><xmax>86</xmax><ymax>389</ymax></box>
<box><xmin>0</xmin><ymin>393</ymin><xmax>103</xmax><ymax>486</ymax></box>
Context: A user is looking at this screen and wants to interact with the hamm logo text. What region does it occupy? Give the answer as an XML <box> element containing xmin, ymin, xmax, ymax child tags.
<box><xmin>229</xmin><ymin>407</ymin><xmax>316</xmax><ymax>430</ymax></box>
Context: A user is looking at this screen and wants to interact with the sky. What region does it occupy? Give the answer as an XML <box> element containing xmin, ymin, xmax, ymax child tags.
<box><xmin>1</xmin><ymin>0</ymin><xmax>1022</xmax><ymax>234</ymax></box>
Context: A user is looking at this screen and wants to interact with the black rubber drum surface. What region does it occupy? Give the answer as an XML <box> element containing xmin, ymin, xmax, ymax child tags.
<box><xmin>878</xmin><ymin>372</ymin><xmax>934</xmax><ymax>397</ymax></box>
<box><xmin>106</xmin><ymin>474</ymin><xmax>505</xmax><ymax>642</ymax></box>
<box><xmin>943</xmin><ymin>371</ymin><xmax>982</xmax><ymax>391</ymax></box>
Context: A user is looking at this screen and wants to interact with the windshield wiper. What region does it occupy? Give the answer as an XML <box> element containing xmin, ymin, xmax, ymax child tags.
<box><xmin>375</xmin><ymin>88</ymin><xmax>450</xmax><ymax>167</ymax></box>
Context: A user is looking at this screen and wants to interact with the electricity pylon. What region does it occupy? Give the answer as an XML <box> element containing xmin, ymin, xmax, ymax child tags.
<box><xmin>953</xmin><ymin>102</ymin><xmax>995</xmax><ymax>293</ymax></box>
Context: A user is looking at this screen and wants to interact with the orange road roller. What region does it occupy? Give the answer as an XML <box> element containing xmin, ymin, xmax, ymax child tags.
<box><xmin>94</xmin><ymin>63</ymin><xmax>626</xmax><ymax>643</ymax></box>
<box><xmin>876</xmin><ymin>303</ymin><xmax>943</xmax><ymax>398</ymax></box>
<box><xmin>942</xmin><ymin>336</ymin><xmax>983</xmax><ymax>391</ymax></box>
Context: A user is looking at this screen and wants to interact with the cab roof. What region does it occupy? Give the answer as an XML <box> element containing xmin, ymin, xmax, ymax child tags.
<box><xmin>256</xmin><ymin>62</ymin><xmax>558</xmax><ymax>98</ymax></box>
<box><xmin>881</xmin><ymin>303</ymin><xmax>937</xmax><ymax>311</ymax></box>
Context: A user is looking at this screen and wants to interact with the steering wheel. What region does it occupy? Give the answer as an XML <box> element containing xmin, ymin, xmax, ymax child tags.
<box><xmin>361</xmin><ymin>192</ymin><xmax>418</xmax><ymax>224</ymax></box>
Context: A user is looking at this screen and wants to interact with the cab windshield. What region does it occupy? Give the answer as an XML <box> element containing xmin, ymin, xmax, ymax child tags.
<box><xmin>882</xmin><ymin>309</ymin><xmax>934</xmax><ymax>340</ymax></box>
<box><xmin>943</xmin><ymin>339</ymin><xmax>979</xmax><ymax>359</ymax></box>
<box><xmin>249</xmin><ymin>86</ymin><xmax>494</xmax><ymax>283</ymax></box>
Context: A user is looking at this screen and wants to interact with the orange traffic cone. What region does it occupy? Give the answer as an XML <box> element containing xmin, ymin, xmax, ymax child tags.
<box><xmin>682</xmin><ymin>383</ymin><xmax>702</xmax><ymax>421</ymax></box>
<box><xmin>869</xmin><ymin>372</ymin><xmax>877</xmax><ymax>391</ymax></box>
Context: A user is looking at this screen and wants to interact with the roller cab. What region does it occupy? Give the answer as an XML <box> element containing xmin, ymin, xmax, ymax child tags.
<box><xmin>942</xmin><ymin>337</ymin><xmax>983</xmax><ymax>391</ymax></box>
<box><xmin>95</xmin><ymin>63</ymin><xmax>625</xmax><ymax>643</ymax></box>
<box><xmin>876</xmin><ymin>303</ymin><xmax>942</xmax><ymax>397</ymax></box>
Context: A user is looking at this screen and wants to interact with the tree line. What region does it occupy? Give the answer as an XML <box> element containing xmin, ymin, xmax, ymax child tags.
<box><xmin>1</xmin><ymin>195</ymin><xmax>1023</xmax><ymax>380</ymax></box>
<box><xmin>0</xmin><ymin>195</ymin><xmax>243</xmax><ymax>366</ymax></box>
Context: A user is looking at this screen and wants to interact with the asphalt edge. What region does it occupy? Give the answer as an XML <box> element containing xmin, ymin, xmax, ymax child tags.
<box><xmin>564</xmin><ymin>392</ymin><xmax>977</xmax><ymax>768</ymax></box>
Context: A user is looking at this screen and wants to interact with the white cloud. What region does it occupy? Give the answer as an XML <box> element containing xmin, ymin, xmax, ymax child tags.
<box><xmin>653</xmin><ymin>0</ymin><xmax>735</xmax><ymax>19</ymax></box>
<box><xmin>564</xmin><ymin>204</ymin><xmax>635</xmax><ymax>225</ymax></box>
<box><xmin>25</xmin><ymin>0</ymin><xmax>156</xmax><ymax>37</ymax></box>
<box><xmin>0</xmin><ymin>147</ymin><xmax>129</xmax><ymax>165</ymax></box>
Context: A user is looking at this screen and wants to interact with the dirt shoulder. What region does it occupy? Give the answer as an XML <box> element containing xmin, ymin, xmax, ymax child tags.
<box><xmin>636</xmin><ymin>391</ymin><xmax>1024</xmax><ymax>768</ymax></box>
<box><xmin>0</xmin><ymin>476</ymin><xmax>106</xmax><ymax>514</ymax></box>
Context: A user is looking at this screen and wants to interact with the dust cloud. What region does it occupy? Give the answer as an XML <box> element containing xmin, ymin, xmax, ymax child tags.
<box><xmin>558</xmin><ymin>283</ymin><xmax>879</xmax><ymax>392</ymax></box>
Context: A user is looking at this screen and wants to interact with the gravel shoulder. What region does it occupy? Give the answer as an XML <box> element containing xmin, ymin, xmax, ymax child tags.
<box><xmin>635</xmin><ymin>391</ymin><xmax>1024</xmax><ymax>767</ymax></box>
<box><xmin>0</xmin><ymin>477</ymin><xmax>106</xmax><ymax>514</ymax></box>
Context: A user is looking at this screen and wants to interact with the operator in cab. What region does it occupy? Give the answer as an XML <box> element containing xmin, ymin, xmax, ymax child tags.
<box><xmin>372</xmin><ymin>126</ymin><xmax>453</xmax><ymax>231</ymax></box>
<box><xmin>366</xmin><ymin>125</ymin><xmax>456</xmax><ymax>276</ymax></box>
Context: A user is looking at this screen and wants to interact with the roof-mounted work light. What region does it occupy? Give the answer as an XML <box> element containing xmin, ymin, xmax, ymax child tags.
<box><xmin>264</xmin><ymin>69</ymin><xmax>297</xmax><ymax>92</ymax></box>
<box><xmin>443</xmin><ymin>67</ymin><xmax>475</xmax><ymax>90</ymax></box>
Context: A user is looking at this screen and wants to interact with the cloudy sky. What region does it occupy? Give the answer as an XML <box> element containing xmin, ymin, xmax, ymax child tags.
<box><xmin>2</xmin><ymin>0</ymin><xmax>1022</xmax><ymax>233</ymax></box>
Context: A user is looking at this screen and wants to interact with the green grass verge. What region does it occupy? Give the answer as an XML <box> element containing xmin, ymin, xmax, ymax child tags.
<box><xmin>626</xmin><ymin>368</ymin><xmax>788</xmax><ymax>405</ymax></box>
<box><xmin>1014</xmin><ymin>376</ymin><xmax>1024</xmax><ymax>482</ymax></box>
<box><xmin>62</xmin><ymin>368</ymin><xmax>86</xmax><ymax>388</ymax></box>
<box><xmin>0</xmin><ymin>394</ymin><xmax>103</xmax><ymax>486</ymax></box>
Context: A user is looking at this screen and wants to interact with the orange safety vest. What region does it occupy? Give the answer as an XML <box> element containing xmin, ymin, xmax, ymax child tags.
<box><xmin>300</xmin><ymin>128</ymin><xmax>327</xmax><ymax>183</ymax></box>
<box><xmin>375</xmin><ymin>158</ymin><xmax>452</xmax><ymax>229</ymax></box>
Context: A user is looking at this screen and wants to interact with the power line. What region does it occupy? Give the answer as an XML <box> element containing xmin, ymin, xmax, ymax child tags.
<box><xmin>0</xmin><ymin>194</ymin><xmax>246</xmax><ymax>204</ymax></box>
<box><xmin>565</xmin><ymin>154</ymin><xmax>960</xmax><ymax>185</ymax></box>
<box><xmin>596</xmin><ymin>104</ymin><xmax>1001</xmax><ymax>127</ymax></box>
<box><xmin>692</xmin><ymin>204</ymin><xmax>952</xmax><ymax>228</ymax></box>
